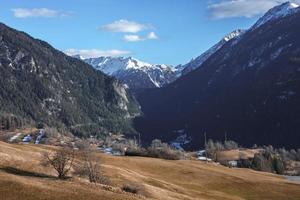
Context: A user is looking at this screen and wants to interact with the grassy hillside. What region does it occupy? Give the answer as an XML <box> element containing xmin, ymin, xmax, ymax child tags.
<box><xmin>0</xmin><ymin>141</ymin><xmax>299</xmax><ymax>200</ymax></box>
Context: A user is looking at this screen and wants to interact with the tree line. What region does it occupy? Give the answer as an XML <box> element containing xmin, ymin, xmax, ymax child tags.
<box><xmin>205</xmin><ymin>139</ymin><xmax>300</xmax><ymax>175</ymax></box>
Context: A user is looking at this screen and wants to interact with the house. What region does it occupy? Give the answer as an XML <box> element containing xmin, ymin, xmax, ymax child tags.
<box><xmin>228</xmin><ymin>160</ymin><xmax>238</xmax><ymax>168</ymax></box>
<box><xmin>35</xmin><ymin>129</ymin><xmax>45</xmax><ymax>144</ymax></box>
<box><xmin>22</xmin><ymin>135</ymin><xmax>32</xmax><ymax>143</ymax></box>
<box><xmin>197</xmin><ymin>150</ymin><xmax>206</xmax><ymax>157</ymax></box>
<box><xmin>198</xmin><ymin>156</ymin><xmax>212</xmax><ymax>162</ymax></box>
<box><xmin>197</xmin><ymin>150</ymin><xmax>212</xmax><ymax>161</ymax></box>
<box><xmin>99</xmin><ymin>147</ymin><xmax>123</xmax><ymax>156</ymax></box>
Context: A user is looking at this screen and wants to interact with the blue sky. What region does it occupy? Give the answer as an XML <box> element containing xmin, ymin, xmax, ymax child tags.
<box><xmin>0</xmin><ymin>0</ymin><xmax>298</xmax><ymax>65</ymax></box>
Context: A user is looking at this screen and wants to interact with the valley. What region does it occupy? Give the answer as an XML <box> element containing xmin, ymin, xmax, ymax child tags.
<box><xmin>0</xmin><ymin>1</ymin><xmax>300</xmax><ymax>199</ymax></box>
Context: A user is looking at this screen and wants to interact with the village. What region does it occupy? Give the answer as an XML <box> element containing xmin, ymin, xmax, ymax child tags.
<box><xmin>2</xmin><ymin>126</ymin><xmax>300</xmax><ymax>177</ymax></box>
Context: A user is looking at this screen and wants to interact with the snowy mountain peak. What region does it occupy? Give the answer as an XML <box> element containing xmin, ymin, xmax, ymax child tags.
<box><xmin>252</xmin><ymin>2</ymin><xmax>299</xmax><ymax>29</ymax></box>
<box><xmin>77</xmin><ymin>56</ymin><xmax>177</xmax><ymax>89</ymax></box>
<box><xmin>83</xmin><ymin>56</ymin><xmax>154</xmax><ymax>75</ymax></box>
<box><xmin>125</xmin><ymin>57</ymin><xmax>152</xmax><ymax>69</ymax></box>
<box><xmin>179</xmin><ymin>29</ymin><xmax>245</xmax><ymax>76</ymax></box>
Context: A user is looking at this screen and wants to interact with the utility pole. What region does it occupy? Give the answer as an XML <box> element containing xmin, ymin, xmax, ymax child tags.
<box><xmin>138</xmin><ymin>132</ymin><xmax>141</xmax><ymax>147</ymax></box>
<box><xmin>204</xmin><ymin>131</ymin><xmax>207</xmax><ymax>147</ymax></box>
<box><xmin>204</xmin><ymin>131</ymin><xmax>208</xmax><ymax>163</ymax></box>
<box><xmin>133</xmin><ymin>135</ymin><xmax>137</xmax><ymax>147</ymax></box>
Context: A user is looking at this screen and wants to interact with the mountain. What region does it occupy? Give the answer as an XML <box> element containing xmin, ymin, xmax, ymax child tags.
<box><xmin>135</xmin><ymin>2</ymin><xmax>300</xmax><ymax>149</ymax></box>
<box><xmin>80</xmin><ymin>56</ymin><xmax>177</xmax><ymax>90</ymax></box>
<box><xmin>177</xmin><ymin>2</ymin><xmax>299</xmax><ymax>76</ymax></box>
<box><xmin>252</xmin><ymin>2</ymin><xmax>299</xmax><ymax>29</ymax></box>
<box><xmin>177</xmin><ymin>29</ymin><xmax>245</xmax><ymax>76</ymax></box>
<box><xmin>0</xmin><ymin>22</ymin><xmax>140</xmax><ymax>137</ymax></box>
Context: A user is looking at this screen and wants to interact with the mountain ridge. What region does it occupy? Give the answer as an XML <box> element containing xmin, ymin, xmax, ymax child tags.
<box><xmin>77</xmin><ymin>56</ymin><xmax>177</xmax><ymax>89</ymax></box>
<box><xmin>177</xmin><ymin>29</ymin><xmax>245</xmax><ymax>76</ymax></box>
<box><xmin>135</xmin><ymin>2</ymin><xmax>300</xmax><ymax>149</ymax></box>
<box><xmin>0</xmin><ymin>22</ymin><xmax>140</xmax><ymax>137</ymax></box>
<box><xmin>252</xmin><ymin>1</ymin><xmax>299</xmax><ymax>29</ymax></box>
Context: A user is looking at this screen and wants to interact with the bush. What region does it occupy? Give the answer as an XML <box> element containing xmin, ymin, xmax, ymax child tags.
<box><xmin>252</xmin><ymin>152</ymin><xmax>273</xmax><ymax>172</ymax></box>
<box><xmin>125</xmin><ymin>147</ymin><xmax>148</xmax><ymax>157</ymax></box>
<box><xmin>122</xmin><ymin>183</ymin><xmax>145</xmax><ymax>195</ymax></box>
<box><xmin>146</xmin><ymin>139</ymin><xmax>183</xmax><ymax>160</ymax></box>
<box><xmin>0</xmin><ymin>133</ymin><xmax>11</xmax><ymax>142</ymax></box>
<box><xmin>36</xmin><ymin>122</ymin><xmax>44</xmax><ymax>129</ymax></box>
<box><xmin>147</xmin><ymin>146</ymin><xmax>182</xmax><ymax>160</ymax></box>
<box><xmin>124</xmin><ymin>139</ymin><xmax>184</xmax><ymax>160</ymax></box>
<box><xmin>273</xmin><ymin>156</ymin><xmax>285</xmax><ymax>175</ymax></box>
<box><xmin>237</xmin><ymin>159</ymin><xmax>252</xmax><ymax>168</ymax></box>
<box><xmin>251</xmin><ymin>149</ymin><xmax>286</xmax><ymax>174</ymax></box>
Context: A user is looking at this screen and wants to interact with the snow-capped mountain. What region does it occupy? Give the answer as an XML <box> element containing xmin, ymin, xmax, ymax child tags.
<box><xmin>177</xmin><ymin>29</ymin><xmax>245</xmax><ymax>76</ymax></box>
<box><xmin>78</xmin><ymin>56</ymin><xmax>177</xmax><ymax>90</ymax></box>
<box><xmin>178</xmin><ymin>2</ymin><xmax>300</xmax><ymax>77</ymax></box>
<box><xmin>252</xmin><ymin>2</ymin><xmax>299</xmax><ymax>29</ymax></box>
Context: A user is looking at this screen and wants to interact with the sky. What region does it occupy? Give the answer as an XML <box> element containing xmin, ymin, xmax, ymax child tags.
<box><xmin>0</xmin><ymin>0</ymin><xmax>299</xmax><ymax>66</ymax></box>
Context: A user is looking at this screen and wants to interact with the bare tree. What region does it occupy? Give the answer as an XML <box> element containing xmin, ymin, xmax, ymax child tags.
<box><xmin>75</xmin><ymin>147</ymin><xmax>109</xmax><ymax>184</ymax></box>
<box><xmin>44</xmin><ymin>146</ymin><xmax>75</xmax><ymax>179</ymax></box>
<box><xmin>205</xmin><ymin>139</ymin><xmax>224</xmax><ymax>162</ymax></box>
<box><xmin>224</xmin><ymin>140</ymin><xmax>238</xmax><ymax>150</ymax></box>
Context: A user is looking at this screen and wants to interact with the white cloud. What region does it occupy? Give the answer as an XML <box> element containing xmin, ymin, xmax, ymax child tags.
<box><xmin>147</xmin><ymin>31</ymin><xmax>158</xmax><ymax>40</ymax></box>
<box><xmin>124</xmin><ymin>32</ymin><xmax>158</xmax><ymax>42</ymax></box>
<box><xmin>64</xmin><ymin>49</ymin><xmax>131</xmax><ymax>59</ymax></box>
<box><xmin>208</xmin><ymin>0</ymin><xmax>300</xmax><ymax>19</ymax></box>
<box><xmin>124</xmin><ymin>34</ymin><xmax>144</xmax><ymax>42</ymax></box>
<box><xmin>100</xmin><ymin>19</ymin><xmax>152</xmax><ymax>33</ymax></box>
<box><xmin>12</xmin><ymin>8</ymin><xmax>71</xmax><ymax>18</ymax></box>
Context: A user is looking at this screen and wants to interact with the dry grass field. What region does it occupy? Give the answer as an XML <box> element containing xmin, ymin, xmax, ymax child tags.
<box><xmin>217</xmin><ymin>149</ymin><xmax>262</xmax><ymax>161</ymax></box>
<box><xmin>0</xmin><ymin>141</ymin><xmax>300</xmax><ymax>200</ymax></box>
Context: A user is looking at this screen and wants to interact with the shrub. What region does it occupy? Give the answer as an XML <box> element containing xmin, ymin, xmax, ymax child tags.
<box><xmin>251</xmin><ymin>149</ymin><xmax>285</xmax><ymax>174</ymax></box>
<box><xmin>147</xmin><ymin>146</ymin><xmax>182</xmax><ymax>160</ymax></box>
<box><xmin>273</xmin><ymin>156</ymin><xmax>285</xmax><ymax>175</ymax></box>
<box><xmin>122</xmin><ymin>182</ymin><xmax>145</xmax><ymax>195</ymax></box>
<box><xmin>36</xmin><ymin>122</ymin><xmax>44</xmax><ymax>129</ymax></box>
<box><xmin>147</xmin><ymin>139</ymin><xmax>183</xmax><ymax>160</ymax></box>
<box><xmin>125</xmin><ymin>147</ymin><xmax>148</xmax><ymax>157</ymax></box>
<box><xmin>124</xmin><ymin>139</ymin><xmax>184</xmax><ymax>160</ymax></box>
<box><xmin>252</xmin><ymin>152</ymin><xmax>273</xmax><ymax>172</ymax></box>
<box><xmin>0</xmin><ymin>133</ymin><xmax>11</xmax><ymax>142</ymax></box>
<box><xmin>237</xmin><ymin>159</ymin><xmax>252</xmax><ymax>168</ymax></box>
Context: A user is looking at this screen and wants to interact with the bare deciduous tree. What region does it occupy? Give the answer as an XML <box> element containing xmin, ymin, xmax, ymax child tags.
<box><xmin>75</xmin><ymin>147</ymin><xmax>110</xmax><ymax>184</ymax></box>
<box><xmin>44</xmin><ymin>146</ymin><xmax>75</xmax><ymax>179</ymax></box>
<box><xmin>205</xmin><ymin>139</ymin><xmax>224</xmax><ymax>162</ymax></box>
